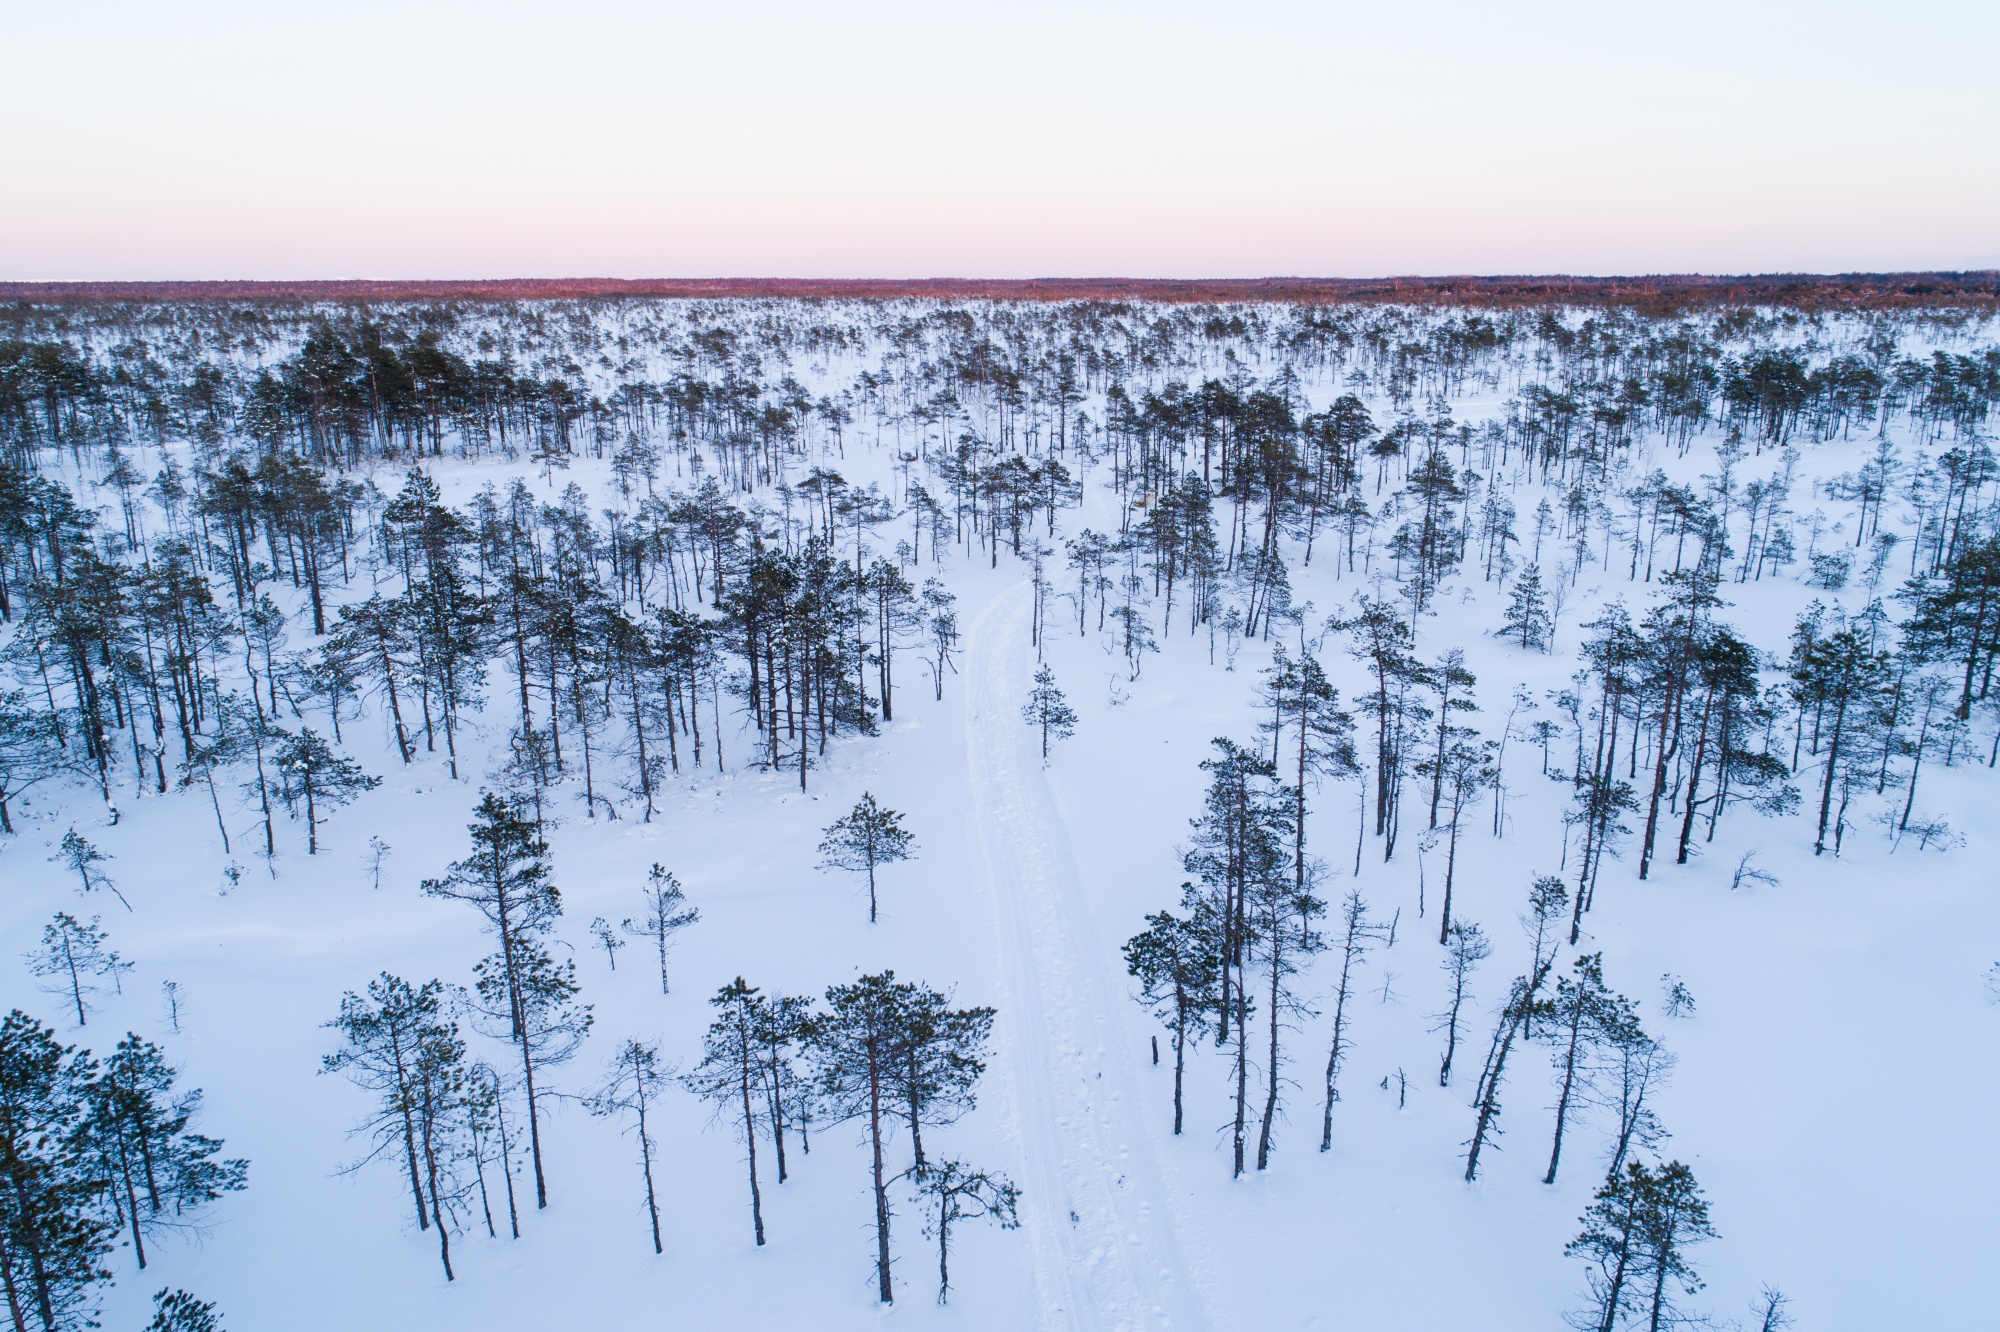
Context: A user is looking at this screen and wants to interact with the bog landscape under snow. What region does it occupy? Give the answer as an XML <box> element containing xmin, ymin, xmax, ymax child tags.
<box><xmin>0</xmin><ymin>294</ymin><xmax>1994</xmax><ymax>1331</ymax></box>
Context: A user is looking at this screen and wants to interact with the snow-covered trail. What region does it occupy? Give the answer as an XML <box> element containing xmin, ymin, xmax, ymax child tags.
<box><xmin>966</xmin><ymin>581</ymin><xmax>1216</xmax><ymax>1332</ymax></box>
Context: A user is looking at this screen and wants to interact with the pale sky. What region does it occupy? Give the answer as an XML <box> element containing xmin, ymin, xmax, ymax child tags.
<box><xmin>4</xmin><ymin>0</ymin><xmax>1996</xmax><ymax>280</ymax></box>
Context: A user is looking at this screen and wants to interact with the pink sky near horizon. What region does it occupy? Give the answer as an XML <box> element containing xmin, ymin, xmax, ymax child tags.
<box><xmin>5</xmin><ymin>0</ymin><xmax>1996</xmax><ymax>281</ymax></box>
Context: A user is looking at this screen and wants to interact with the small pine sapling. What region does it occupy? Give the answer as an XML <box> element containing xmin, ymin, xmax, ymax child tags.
<box><xmin>1498</xmin><ymin>562</ymin><xmax>1554</xmax><ymax>651</ymax></box>
<box><xmin>367</xmin><ymin>836</ymin><xmax>391</xmax><ymax>890</ymax></box>
<box><xmin>590</xmin><ymin>917</ymin><xmax>625</xmax><ymax>970</ymax></box>
<box><xmin>55</xmin><ymin>829</ymin><xmax>129</xmax><ymax>911</ymax></box>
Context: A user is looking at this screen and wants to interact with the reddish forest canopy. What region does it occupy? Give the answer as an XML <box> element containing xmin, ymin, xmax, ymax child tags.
<box><xmin>4</xmin><ymin>273</ymin><xmax>1998</xmax><ymax>312</ymax></box>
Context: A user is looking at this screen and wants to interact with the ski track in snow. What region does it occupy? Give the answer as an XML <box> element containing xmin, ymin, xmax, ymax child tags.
<box><xmin>967</xmin><ymin>581</ymin><xmax>1216</xmax><ymax>1332</ymax></box>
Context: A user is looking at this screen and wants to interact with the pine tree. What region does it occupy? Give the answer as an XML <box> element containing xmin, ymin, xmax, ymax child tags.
<box><xmin>1539</xmin><ymin>954</ymin><xmax>1615</xmax><ymax>1185</ymax></box>
<box><xmin>28</xmin><ymin>915</ymin><xmax>124</xmax><ymax>1028</ymax></box>
<box><xmin>1020</xmin><ymin>664</ymin><xmax>1077</xmax><ymax>759</ymax></box>
<box><xmin>585</xmin><ymin>1038</ymin><xmax>669</xmax><ymax>1255</ymax></box>
<box><xmin>273</xmin><ymin>727</ymin><xmax>378</xmax><ymax>854</ymax></box>
<box><xmin>1257</xmin><ymin>648</ymin><xmax>1358</xmax><ymax>894</ymax></box>
<box><xmin>1598</xmin><ymin>1013</ymin><xmax>1673</xmax><ymax>1175</ymax></box>
<box><xmin>1498</xmin><ymin>563</ymin><xmax>1554</xmax><ymax>651</ymax></box>
<box><xmin>1565</xmin><ymin>1160</ymin><xmax>1716</xmax><ymax>1332</ymax></box>
<box><xmin>818</xmin><ymin>793</ymin><xmax>916</xmax><ymax>924</ymax></box>
<box><xmin>421</xmin><ymin>793</ymin><xmax>565</xmax><ymax>1207</ymax></box>
<box><xmin>0</xmin><ymin>1010</ymin><xmax>115</xmax><ymax>1332</ymax></box>
<box><xmin>322</xmin><ymin>975</ymin><xmax>472</xmax><ymax>1279</ymax></box>
<box><xmin>754</xmin><ymin>993</ymin><xmax>816</xmax><ymax>1182</ymax></box>
<box><xmin>54</xmin><ymin>831</ymin><xmax>126</xmax><ymax>912</ymax></box>
<box><xmin>1634</xmin><ymin>1160</ymin><xmax>1716</xmax><ymax>1331</ymax></box>
<box><xmin>1788</xmin><ymin>611</ymin><xmax>1892</xmax><ymax>856</ymax></box>
<box><xmin>621</xmin><ymin>865</ymin><xmax>698</xmax><ymax>995</ymax></box>
<box><xmin>1465</xmin><ymin>877</ymin><xmax>1567</xmax><ymax>1181</ymax></box>
<box><xmin>0</xmin><ymin>690</ymin><xmax>70</xmax><ymax>835</ymax></box>
<box><xmin>83</xmin><ymin>1036</ymin><xmax>247</xmax><ymax>1271</ymax></box>
<box><xmin>812</xmin><ymin>972</ymin><xmax>911</xmax><ymax>1304</ymax></box>
<box><xmin>684</xmin><ymin>979</ymin><xmax>772</xmax><ymax>1246</ymax></box>
<box><xmin>1419</xmin><ymin>735</ymin><xmax>1496</xmax><ymax>943</ymax></box>
<box><xmin>146</xmin><ymin>1288</ymin><xmax>223</xmax><ymax>1331</ymax></box>
<box><xmin>909</xmin><ymin>1160</ymin><xmax>1020</xmax><ymax>1305</ymax></box>
<box><xmin>1250</xmin><ymin>853</ymin><xmax>1322</xmax><ymax>1171</ymax></box>
<box><xmin>1182</xmin><ymin>738</ymin><xmax>1291</xmax><ymax>1175</ymax></box>
<box><xmin>586</xmin><ymin>917</ymin><xmax>622</xmax><ymax>970</ymax></box>
<box><xmin>1318</xmin><ymin>888</ymin><xmax>1377</xmax><ymax>1153</ymax></box>
<box><xmin>811</xmin><ymin>972</ymin><xmax>990</xmax><ymax>1304</ymax></box>
<box><xmin>1122</xmin><ymin>905</ymin><xmax>1221</xmax><ymax>1135</ymax></box>
<box><xmin>472</xmin><ymin>940</ymin><xmax>590</xmax><ymax>1212</ymax></box>
<box><xmin>1433</xmin><ymin>921</ymin><xmax>1491</xmax><ymax>1086</ymax></box>
<box><xmin>1566</xmin><ymin>1162</ymin><xmax>1651</xmax><ymax>1332</ymax></box>
<box><xmin>920</xmin><ymin>579</ymin><xmax>959</xmax><ymax>701</ymax></box>
<box><xmin>884</xmin><ymin>986</ymin><xmax>993</xmax><ymax>1171</ymax></box>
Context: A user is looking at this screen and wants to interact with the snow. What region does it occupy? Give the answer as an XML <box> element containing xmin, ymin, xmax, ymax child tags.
<box><xmin>1</xmin><ymin>298</ymin><xmax>1996</xmax><ymax>1331</ymax></box>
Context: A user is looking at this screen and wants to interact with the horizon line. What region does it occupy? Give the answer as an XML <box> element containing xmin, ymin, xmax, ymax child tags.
<box><xmin>7</xmin><ymin>272</ymin><xmax>2000</xmax><ymax>310</ymax></box>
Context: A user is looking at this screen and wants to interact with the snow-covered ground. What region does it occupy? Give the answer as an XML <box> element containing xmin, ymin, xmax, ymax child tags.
<box><xmin>2</xmin><ymin>299</ymin><xmax>1995</xmax><ymax>1331</ymax></box>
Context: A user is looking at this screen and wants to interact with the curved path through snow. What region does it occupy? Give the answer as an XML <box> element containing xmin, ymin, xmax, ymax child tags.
<box><xmin>965</xmin><ymin>581</ymin><xmax>1216</xmax><ymax>1332</ymax></box>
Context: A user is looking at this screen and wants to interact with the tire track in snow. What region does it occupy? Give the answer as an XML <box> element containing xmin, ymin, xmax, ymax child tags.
<box><xmin>966</xmin><ymin>581</ymin><xmax>1215</xmax><ymax>1332</ymax></box>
